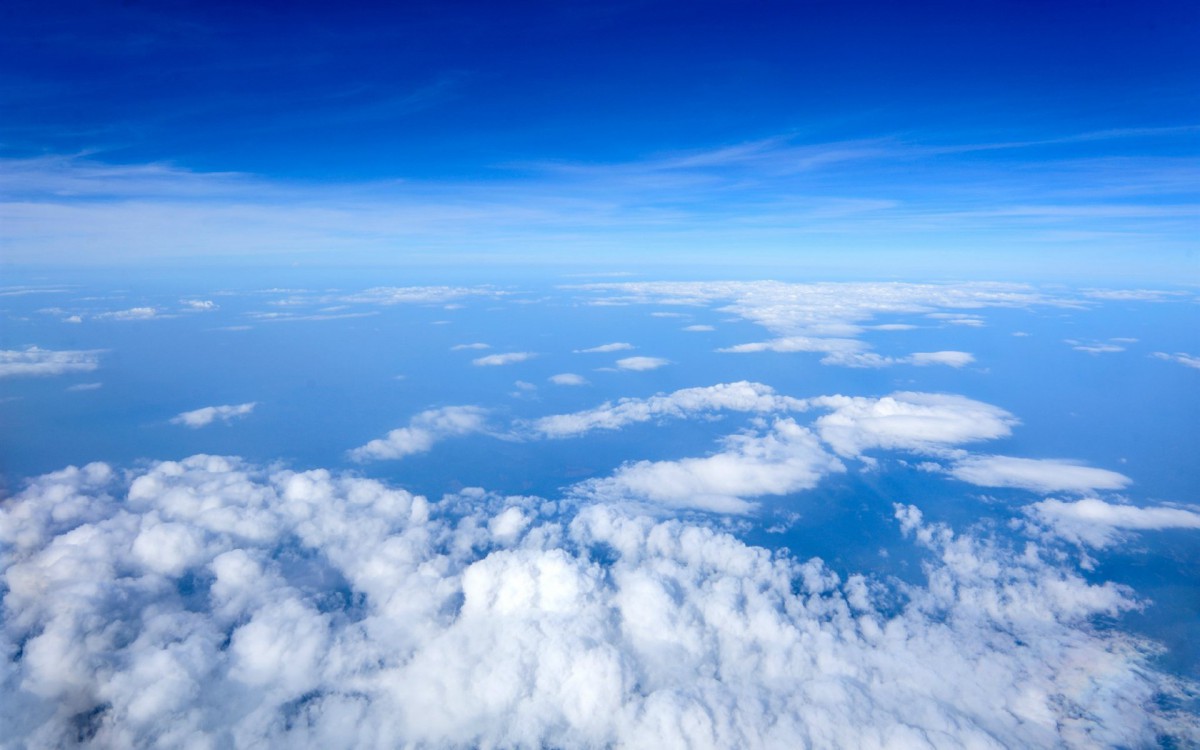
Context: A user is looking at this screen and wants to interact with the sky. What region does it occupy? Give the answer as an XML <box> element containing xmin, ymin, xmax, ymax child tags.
<box><xmin>3</xmin><ymin>2</ymin><xmax>1200</xmax><ymax>747</ymax></box>
<box><xmin>1</xmin><ymin>0</ymin><xmax>1198</xmax><ymax>277</ymax></box>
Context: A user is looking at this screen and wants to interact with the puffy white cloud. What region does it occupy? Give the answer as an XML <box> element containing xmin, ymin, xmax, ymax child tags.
<box><xmin>808</xmin><ymin>392</ymin><xmax>1019</xmax><ymax>458</ymax></box>
<box><xmin>1153</xmin><ymin>351</ymin><xmax>1200</xmax><ymax>370</ymax></box>
<box><xmin>0</xmin><ymin>456</ymin><xmax>1192</xmax><ymax>747</ymax></box>
<box><xmin>575</xmin><ymin>342</ymin><xmax>634</xmax><ymax>353</ymax></box>
<box><xmin>616</xmin><ymin>356</ymin><xmax>669</xmax><ymax>371</ymax></box>
<box><xmin>530</xmin><ymin>381</ymin><xmax>807</xmax><ymax>438</ymax></box>
<box><xmin>1023</xmin><ymin>497</ymin><xmax>1200</xmax><ymax>548</ymax></box>
<box><xmin>349</xmin><ymin>405</ymin><xmax>488</xmax><ymax>461</ymax></box>
<box><xmin>0</xmin><ymin>347</ymin><xmax>102</xmax><ymax>378</ymax></box>
<box><xmin>181</xmin><ymin>299</ymin><xmax>217</xmax><ymax>311</ymax></box>
<box><xmin>171</xmin><ymin>402</ymin><xmax>257</xmax><ymax>429</ymax></box>
<box><xmin>549</xmin><ymin>373</ymin><xmax>589</xmax><ymax>386</ymax></box>
<box><xmin>473</xmin><ymin>352</ymin><xmax>535</xmax><ymax>366</ymax></box>
<box><xmin>949</xmin><ymin>455</ymin><xmax>1131</xmax><ymax>494</ymax></box>
<box><xmin>572</xmin><ymin>418</ymin><xmax>844</xmax><ymax>513</ymax></box>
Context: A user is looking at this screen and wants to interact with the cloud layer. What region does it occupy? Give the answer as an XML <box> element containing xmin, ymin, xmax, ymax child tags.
<box><xmin>0</xmin><ymin>456</ymin><xmax>1193</xmax><ymax>747</ymax></box>
<box><xmin>0</xmin><ymin>347</ymin><xmax>102</xmax><ymax>378</ymax></box>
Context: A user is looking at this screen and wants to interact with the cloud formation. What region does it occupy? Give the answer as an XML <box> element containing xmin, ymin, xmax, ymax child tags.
<box><xmin>1153</xmin><ymin>351</ymin><xmax>1200</xmax><ymax>370</ymax></box>
<box><xmin>473</xmin><ymin>352</ymin><xmax>535</xmax><ymax>366</ymax></box>
<box><xmin>575</xmin><ymin>342</ymin><xmax>634</xmax><ymax>353</ymax></box>
<box><xmin>949</xmin><ymin>455</ymin><xmax>1131</xmax><ymax>494</ymax></box>
<box><xmin>0</xmin><ymin>456</ymin><xmax>1192</xmax><ymax>747</ymax></box>
<box><xmin>1023</xmin><ymin>497</ymin><xmax>1200</xmax><ymax>548</ymax></box>
<box><xmin>0</xmin><ymin>347</ymin><xmax>102</xmax><ymax>378</ymax></box>
<box><xmin>349</xmin><ymin>406</ymin><xmax>488</xmax><ymax>461</ymax></box>
<box><xmin>573</xmin><ymin>418</ymin><xmax>844</xmax><ymax>513</ymax></box>
<box><xmin>549</xmin><ymin>373</ymin><xmax>588</xmax><ymax>386</ymax></box>
<box><xmin>530</xmin><ymin>381</ymin><xmax>806</xmax><ymax>438</ymax></box>
<box><xmin>171</xmin><ymin>402</ymin><xmax>257</xmax><ymax>428</ymax></box>
<box><xmin>616</xmin><ymin>356</ymin><xmax>669</xmax><ymax>371</ymax></box>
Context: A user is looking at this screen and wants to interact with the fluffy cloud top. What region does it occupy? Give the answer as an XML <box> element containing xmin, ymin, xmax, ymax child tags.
<box><xmin>573</xmin><ymin>419</ymin><xmax>844</xmax><ymax>513</ymax></box>
<box><xmin>531</xmin><ymin>381</ymin><xmax>807</xmax><ymax>438</ymax></box>
<box><xmin>808</xmin><ymin>392</ymin><xmax>1019</xmax><ymax>458</ymax></box>
<box><xmin>473</xmin><ymin>352</ymin><xmax>535</xmax><ymax>366</ymax></box>
<box><xmin>349</xmin><ymin>405</ymin><xmax>488</xmax><ymax>461</ymax></box>
<box><xmin>0</xmin><ymin>347</ymin><xmax>102</xmax><ymax>378</ymax></box>
<box><xmin>171</xmin><ymin>402</ymin><xmax>257</xmax><ymax>428</ymax></box>
<box><xmin>0</xmin><ymin>456</ymin><xmax>1192</xmax><ymax>748</ymax></box>
<box><xmin>949</xmin><ymin>455</ymin><xmax>1131</xmax><ymax>494</ymax></box>
<box><xmin>616</xmin><ymin>356</ymin><xmax>669</xmax><ymax>371</ymax></box>
<box><xmin>1024</xmin><ymin>497</ymin><xmax>1200</xmax><ymax>548</ymax></box>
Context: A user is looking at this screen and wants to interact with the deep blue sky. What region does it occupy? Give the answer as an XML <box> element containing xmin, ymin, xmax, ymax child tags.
<box><xmin>1</xmin><ymin>0</ymin><xmax>1197</xmax><ymax>274</ymax></box>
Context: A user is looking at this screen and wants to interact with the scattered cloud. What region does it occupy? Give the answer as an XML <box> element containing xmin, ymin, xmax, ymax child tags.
<box><xmin>615</xmin><ymin>356</ymin><xmax>669</xmax><ymax>371</ymax></box>
<box><xmin>572</xmin><ymin>418</ymin><xmax>844</xmax><ymax>513</ymax></box>
<box><xmin>0</xmin><ymin>455</ymin><xmax>1191</xmax><ymax>747</ymax></box>
<box><xmin>682</xmin><ymin>324</ymin><xmax>715</xmax><ymax>332</ymax></box>
<box><xmin>452</xmin><ymin>342</ymin><xmax>491</xmax><ymax>351</ymax></box>
<box><xmin>908</xmin><ymin>350</ymin><xmax>975</xmax><ymax>367</ymax></box>
<box><xmin>808</xmin><ymin>392</ymin><xmax>1019</xmax><ymax>458</ymax></box>
<box><xmin>1023</xmin><ymin>497</ymin><xmax>1200</xmax><ymax>548</ymax></box>
<box><xmin>0</xmin><ymin>347</ymin><xmax>102</xmax><ymax>378</ymax></box>
<box><xmin>473</xmin><ymin>352</ymin><xmax>535</xmax><ymax>366</ymax></box>
<box><xmin>66</xmin><ymin>382</ymin><xmax>102</xmax><ymax>392</ymax></box>
<box><xmin>530</xmin><ymin>381</ymin><xmax>806</xmax><ymax>438</ymax></box>
<box><xmin>349</xmin><ymin>406</ymin><xmax>488</xmax><ymax>461</ymax></box>
<box><xmin>549</xmin><ymin>373</ymin><xmax>589</xmax><ymax>386</ymax></box>
<box><xmin>171</xmin><ymin>402</ymin><xmax>257</xmax><ymax>429</ymax></box>
<box><xmin>182</xmin><ymin>299</ymin><xmax>218</xmax><ymax>311</ymax></box>
<box><xmin>575</xmin><ymin>342</ymin><xmax>634</xmax><ymax>353</ymax></box>
<box><xmin>1153</xmin><ymin>351</ymin><xmax>1200</xmax><ymax>370</ymax></box>
<box><xmin>949</xmin><ymin>455</ymin><xmax>1131</xmax><ymax>494</ymax></box>
<box><xmin>1066</xmin><ymin>338</ymin><xmax>1127</xmax><ymax>354</ymax></box>
<box><xmin>95</xmin><ymin>306</ymin><xmax>159</xmax><ymax>321</ymax></box>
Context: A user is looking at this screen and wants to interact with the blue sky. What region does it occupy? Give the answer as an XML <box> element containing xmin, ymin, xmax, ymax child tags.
<box><xmin>2</xmin><ymin>0</ymin><xmax>1197</xmax><ymax>277</ymax></box>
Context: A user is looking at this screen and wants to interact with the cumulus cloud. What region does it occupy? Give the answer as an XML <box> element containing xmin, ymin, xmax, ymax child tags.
<box><xmin>1023</xmin><ymin>497</ymin><xmax>1200</xmax><ymax>548</ymax></box>
<box><xmin>0</xmin><ymin>456</ymin><xmax>1192</xmax><ymax>747</ymax></box>
<box><xmin>549</xmin><ymin>373</ymin><xmax>588</xmax><ymax>386</ymax></box>
<box><xmin>181</xmin><ymin>299</ymin><xmax>217</xmax><ymax>311</ymax></box>
<box><xmin>616</xmin><ymin>356</ymin><xmax>669</xmax><ymax>371</ymax></box>
<box><xmin>171</xmin><ymin>402</ymin><xmax>257</xmax><ymax>428</ymax></box>
<box><xmin>575</xmin><ymin>342</ymin><xmax>634</xmax><ymax>353</ymax></box>
<box><xmin>0</xmin><ymin>347</ymin><xmax>102</xmax><ymax>378</ymax></box>
<box><xmin>949</xmin><ymin>455</ymin><xmax>1132</xmax><ymax>494</ymax></box>
<box><xmin>722</xmin><ymin>338</ymin><xmax>973</xmax><ymax>369</ymax></box>
<box><xmin>1153</xmin><ymin>351</ymin><xmax>1200</xmax><ymax>370</ymax></box>
<box><xmin>530</xmin><ymin>381</ymin><xmax>807</xmax><ymax>438</ymax></box>
<box><xmin>349</xmin><ymin>406</ymin><xmax>488</xmax><ymax>461</ymax></box>
<box><xmin>573</xmin><ymin>418</ymin><xmax>844</xmax><ymax>513</ymax></box>
<box><xmin>808</xmin><ymin>392</ymin><xmax>1019</xmax><ymax>458</ymax></box>
<box><xmin>473</xmin><ymin>352</ymin><xmax>535</xmax><ymax>366</ymax></box>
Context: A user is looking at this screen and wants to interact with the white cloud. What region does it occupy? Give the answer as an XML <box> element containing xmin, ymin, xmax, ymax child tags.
<box><xmin>344</xmin><ymin>286</ymin><xmax>505</xmax><ymax>306</ymax></box>
<box><xmin>908</xmin><ymin>350</ymin><xmax>975</xmax><ymax>367</ymax></box>
<box><xmin>575</xmin><ymin>342</ymin><xmax>634</xmax><ymax>353</ymax></box>
<box><xmin>1153</xmin><ymin>351</ymin><xmax>1200</xmax><ymax>370</ymax></box>
<box><xmin>0</xmin><ymin>347</ymin><xmax>102</xmax><ymax>378</ymax></box>
<box><xmin>349</xmin><ymin>406</ymin><xmax>488</xmax><ymax>461</ymax></box>
<box><xmin>573</xmin><ymin>419</ymin><xmax>844</xmax><ymax>513</ymax></box>
<box><xmin>682</xmin><ymin>324</ymin><xmax>714</xmax><ymax>332</ymax></box>
<box><xmin>530</xmin><ymin>381</ymin><xmax>807</xmax><ymax>438</ymax></box>
<box><xmin>549</xmin><ymin>373</ymin><xmax>589</xmax><ymax>386</ymax></box>
<box><xmin>95</xmin><ymin>306</ymin><xmax>158</xmax><ymax>321</ymax></box>
<box><xmin>808</xmin><ymin>392</ymin><xmax>1019</xmax><ymax>458</ymax></box>
<box><xmin>0</xmin><ymin>455</ymin><xmax>1192</xmax><ymax>747</ymax></box>
<box><xmin>451</xmin><ymin>342</ymin><xmax>491</xmax><ymax>351</ymax></box>
<box><xmin>473</xmin><ymin>352</ymin><xmax>535</xmax><ymax>366</ymax></box>
<box><xmin>949</xmin><ymin>455</ymin><xmax>1132</xmax><ymax>494</ymax></box>
<box><xmin>1067</xmin><ymin>339</ymin><xmax>1126</xmax><ymax>354</ymax></box>
<box><xmin>615</xmin><ymin>356</ymin><xmax>669</xmax><ymax>371</ymax></box>
<box><xmin>181</xmin><ymin>299</ymin><xmax>217</xmax><ymax>311</ymax></box>
<box><xmin>171</xmin><ymin>402</ymin><xmax>257</xmax><ymax>429</ymax></box>
<box><xmin>66</xmin><ymin>382</ymin><xmax>102</xmax><ymax>392</ymax></box>
<box><xmin>1024</xmin><ymin>497</ymin><xmax>1200</xmax><ymax>548</ymax></box>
